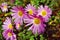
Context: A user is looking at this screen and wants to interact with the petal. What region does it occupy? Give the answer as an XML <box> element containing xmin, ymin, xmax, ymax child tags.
<box><xmin>28</xmin><ymin>25</ymin><xmax>34</xmax><ymax>30</ymax></box>
<box><xmin>25</xmin><ymin>22</ymin><xmax>32</xmax><ymax>27</ymax></box>
<box><xmin>24</xmin><ymin>19</ymin><xmax>32</xmax><ymax>23</ymax></box>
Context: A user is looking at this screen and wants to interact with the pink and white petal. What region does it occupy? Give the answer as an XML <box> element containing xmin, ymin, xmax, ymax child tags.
<box><xmin>12</xmin><ymin>6</ymin><xmax>18</xmax><ymax>10</ymax></box>
<box><xmin>28</xmin><ymin>25</ymin><xmax>34</xmax><ymax>30</ymax></box>
<box><xmin>2</xmin><ymin>25</ymin><xmax>8</xmax><ymax>30</ymax></box>
<box><xmin>11</xmin><ymin>9</ymin><xmax>18</xmax><ymax>13</ymax></box>
<box><xmin>15</xmin><ymin>23</ymin><xmax>20</xmax><ymax>30</ymax></box>
<box><xmin>32</xmin><ymin>26</ymin><xmax>37</xmax><ymax>34</ymax></box>
<box><xmin>24</xmin><ymin>19</ymin><xmax>32</xmax><ymax>23</ymax></box>
<box><xmin>12</xmin><ymin>15</ymin><xmax>18</xmax><ymax>19</ymax></box>
<box><xmin>23</xmin><ymin>14</ymin><xmax>28</xmax><ymax>19</ymax></box>
<box><xmin>11</xmin><ymin>13</ymin><xmax>17</xmax><ymax>16</ymax></box>
<box><xmin>20</xmin><ymin>18</ymin><xmax>23</xmax><ymax>25</ymax></box>
<box><xmin>6</xmin><ymin>37</ymin><xmax>10</xmax><ymax>40</ymax></box>
<box><xmin>25</xmin><ymin>22</ymin><xmax>32</xmax><ymax>27</ymax></box>
<box><xmin>40</xmin><ymin>25</ymin><xmax>45</xmax><ymax>32</ymax></box>
<box><xmin>37</xmin><ymin>27</ymin><xmax>41</xmax><ymax>34</ymax></box>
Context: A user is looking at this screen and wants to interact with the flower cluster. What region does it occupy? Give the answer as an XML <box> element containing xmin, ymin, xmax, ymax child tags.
<box><xmin>2</xmin><ymin>17</ymin><xmax>16</xmax><ymax>40</ymax></box>
<box><xmin>2</xmin><ymin>3</ymin><xmax>52</xmax><ymax>40</ymax></box>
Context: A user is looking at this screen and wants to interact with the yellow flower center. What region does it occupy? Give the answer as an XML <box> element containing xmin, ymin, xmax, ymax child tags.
<box><xmin>28</xmin><ymin>9</ymin><xmax>33</xmax><ymax>15</ymax></box>
<box><xmin>34</xmin><ymin>18</ymin><xmax>40</xmax><ymax>24</ymax></box>
<box><xmin>9</xmin><ymin>24</ymin><xmax>13</xmax><ymax>29</ymax></box>
<box><xmin>4</xmin><ymin>6</ymin><xmax>7</xmax><ymax>9</ymax></box>
<box><xmin>18</xmin><ymin>11</ymin><xmax>23</xmax><ymax>16</ymax></box>
<box><xmin>8</xmin><ymin>32</ymin><xmax>12</xmax><ymax>37</ymax></box>
<box><xmin>17</xmin><ymin>24</ymin><xmax>20</xmax><ymax>28</ymax></box>
<box><xmin>41</xmin><ymin>10</ymin><xmax>47</xmax><ymax>16</ymax></box>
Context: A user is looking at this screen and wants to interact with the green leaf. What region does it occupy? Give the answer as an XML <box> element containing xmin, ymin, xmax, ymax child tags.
<box><xmin>30</xmin><ymin>36</ymin><xmax>34</xmax><ymax>40</ymax></box>
<box><xmin>40</xmin><ymin>35</ymin><xmax>44</xmax><ymax>40</ymax></box>
<box><xmin>40</xmin><ymin>0</ymin><xmax>46</xmax><ymax>3</ymax></box>
<box><xmin>46</xmin><ymin>0</ymin><xmax>50</xmax><ymax>4</ymax></box>
<box><xmin>15</xmin><ymin>0</ymin><xmax>24</xmax><ymax>6</ymax></box>
<box><xmin>26</xmin><ymin>31</ymin><xmax>32</xmax><ymax>35</ymax></box>
<box><xmin>30</xmin><ymin>0</ymin><xmax>39</xmax><ymax>8</ymax></box>
<box><xmin>18</xmin><ymin>32</ymin><xmax>23</xmax><ymax>36</ymax></box>
<box><xmin>0</xmin><ymin>21</ymin><xmax>2</xmax><ymax>25</ymax></box>
<box><xmin>51</xmin><ymin>16</ymin><xmax>55</xmax><ymax>20</ymax></box>
<box><xmin>18</xmin><ymin>32</ymin><xmax>26</xmax><ymax>40</ymax></box>
<box><xmin>26</xmin><ymin>31</ymin><xmax>32</xmax><ymax>39</ymax></box>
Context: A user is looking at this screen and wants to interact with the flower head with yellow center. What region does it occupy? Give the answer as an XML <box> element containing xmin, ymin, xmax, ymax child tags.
<box><xmin>41</xmin><ymin>10</ymin><xmax>47</xmax><ymax>17</ymax></box>
<box><xmin>4</xmin><ymin>5</ymin><xmax>7</xmax><ymax>9</ymax></box>
<box><xmin>34</xmin><ymin>18</ymin><xmax>41</xmax><ymax>25</ymax></box>
<box><xmin>2</xmin><ymin>17</ymin><xmax>13</xmax><ymax>30</ymax></box>
<box><xmin>28</xmin><ymin>9</ymin><xmax>33</xmax><ymax>15</ymax></box>
<box><xmin>8</xmin><ymin>32</ymin><xmax>12</xmax><ymax>37</ymax></box>
<box><xmin>1</xmin><ymin>2</ymin><xmax>8</xmax><ymax>12</ymax></box>
<box><xmin>11</xmin><ymin>6</ymin><xmax>27</xmax><ymax>25</ymax></box>
<box><xmin>8</xmin><ymin>24</ymin><xmax>13</xmax><ymax>30</ymax></box>
<box><xmin>25</xmin><ymin>4</ymin><xmax>37</xmax><ymax>17</ymax></box>
<box><xmin>24</xmin><ymin>15</ymin><xmax>46</xmax><ymax>34</ymax></box>
<box><xmin>38</xmin><ymin>5</ymin><xmax>52</xmax><ymax>22</ymax></box>
<box><xmin>18</xmin><ymin>11</ymin><xmax>23</xmax><ymax>17</ymax></box>
<box><xmin>3</xmin><ymin>30</ymin><xmax>16</xmax><ymax>40</ymax></box>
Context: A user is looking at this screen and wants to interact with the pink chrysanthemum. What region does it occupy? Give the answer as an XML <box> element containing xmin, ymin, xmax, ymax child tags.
<box><xmin>37</xmin><ymin>5</ymin><xmax>52</xmax><ymax>22</ymax></box>
<box><xmin>2</xmin><ymin>17</ymin><xmax>13</xmax><ymax>30</ymax></box>
<box><xmin>0</xmin><ymin>2</ymin><xmax>9</xmax><ymax>12</ymax></box>
<box><xmin>3</xmin><ymin>30</ymin><xmax>16</xmax><ymax>40</ymax></box>
<box><xmin>24</xmin><ymin>15</ymin><xmax>46</xmax><ymax>34</ymax></box>
<box><xmin>25</xmin><ymin>4</ymin><xmax>37</xmax><ymax>17</ymax></box>
<box><xmin>11</xmin><ymin>6</ymin><xmax>27</xmax><ymax>25</ymax></box>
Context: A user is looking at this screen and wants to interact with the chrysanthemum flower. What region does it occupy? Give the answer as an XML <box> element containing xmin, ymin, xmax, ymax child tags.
<box><xmin>11</xmin><ymin>6</ymin><xmax>27</xmax><ymax>25</ymax></box>
<box><xmin>2</xmin><ymin>17</ymin><xmax>13</xmax><ymax>30</ymax></box>
<box><xmin>3</xmin><ymin>30</ymin><xmax>16</xmax><ymax>40</ymax></box>
<box><xmin>25</xmin><ymin>4</ymin><xmax>37</xmax><ymax>17</ymax></box>
<box><xmin>24</xmin><ymin>15</ymin><xmax>46</xmax><ymax>34</ymax></box>
<box><xmin>0</xmin><ymin>2</ymin><xmax>9</xmax><ymax>12</ymax></box>
<box><xmin>37</xmin><ymin>5</ymin><xmax>52</xmax><ymax>22</ymax></box>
